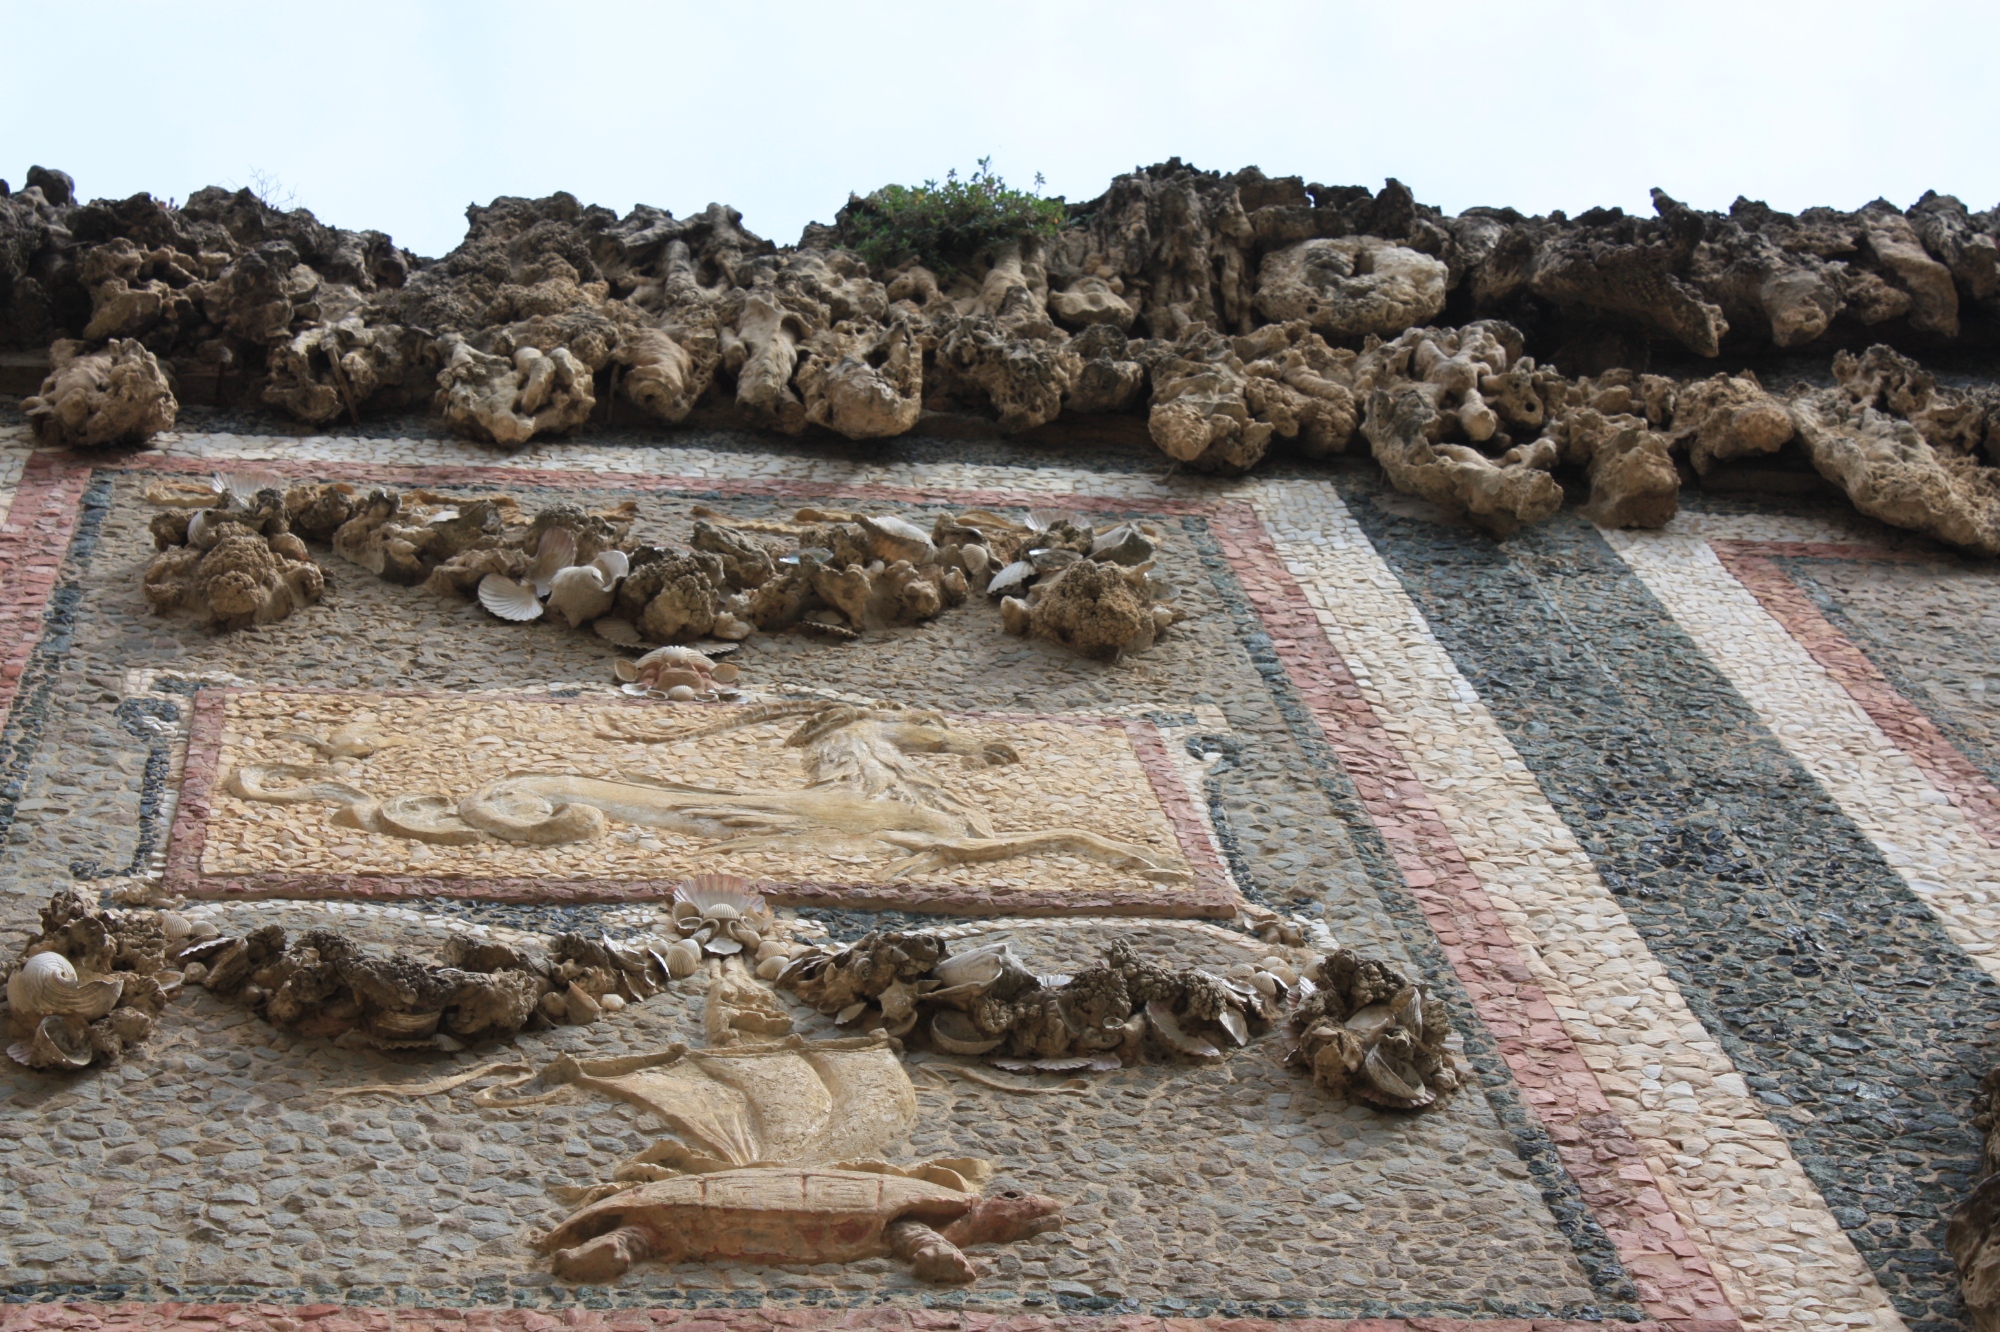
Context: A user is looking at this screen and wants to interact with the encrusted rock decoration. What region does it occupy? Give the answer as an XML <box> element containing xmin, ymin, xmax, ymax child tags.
<box><xmin>3</xmin><ymin>889</ymin><xmax>182</xmax><ymax>1070</ymax></box>
<box><xmin>1286</xmin><ymin>948</ymin><xmax>1461</xmax><ymax>1111</ymax></box>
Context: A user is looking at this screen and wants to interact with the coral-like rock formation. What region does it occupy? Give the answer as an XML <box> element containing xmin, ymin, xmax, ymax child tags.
<box><xmin>4</xmin><ymin>889</ymin><xmax>182</xmax><ymax>1070</ymax></box>
<box><xmin>193</xmin><ymin>925</ymin><xmax>669</xmax><ymax>1051</ymax></box>
<box><xmin>1287</xmin><ymin>949</ymin><xmax>1459</xmax><ymax>1111</ymax></box>
<box><xmin>143</xmin><ymin>481</ymin><xmax>325</xmax><ymax>629</ymax></box>
<box><xmin>23</xmin><ymin>337</ymin><xmax>177</xmax><ymax>447</ymax></box>
<box><xmin>10</xmin><ymin>161</ymin><xmax>2000</xmax><ymax>551</ymax></box>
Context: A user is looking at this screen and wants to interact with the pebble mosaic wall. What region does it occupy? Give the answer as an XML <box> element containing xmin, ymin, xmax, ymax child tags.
<box><xmin>3</xmin><ymin>411</ymin><xmax>1999</xmax><ymax>1332</ymax></box>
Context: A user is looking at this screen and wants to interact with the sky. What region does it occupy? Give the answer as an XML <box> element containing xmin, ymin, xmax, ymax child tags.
<box><xmin>3</xmin><ymin>0</ymin><xmax>1994</xmax><ymax>261</ymax></box>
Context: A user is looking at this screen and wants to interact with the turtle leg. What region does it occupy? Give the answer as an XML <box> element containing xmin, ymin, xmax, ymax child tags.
<box><xmin>553</xmin><ymin>1224</ymin><xmax>662</xmax><ymax>1283</ymax></box>
<box><xmin>886</xmin><ymin>1217</ymin><xmax>976</xmax><ymax>1283</ymax></box>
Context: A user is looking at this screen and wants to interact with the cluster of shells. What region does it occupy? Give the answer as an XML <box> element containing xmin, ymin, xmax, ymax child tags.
<box><xmin>2</xmin><ymin>889</ymin><xmax>186</xmax><ymax>1070</ymax></box>
<box><xmin>137</xmin><ymin>474</ymin><xmax>1182</xmax><ymax>663</ymax></box>
<box><xmin>141</xmin><ymin>472</ymin><xmax>326</xmax><ymax>629</ymax></box>
<box><xmin>181</xmin><ymin>879</ymin><xmax>785</xmax><ymax>1052</ymax></box>
<box><xmin>775</xmin><ymin>930</ymin><xmax>1458</xmax><ymax>1107</ymax></box>
<box><xmin>662</xmin><ymin>875</ymin><xmax>812</xmax><ymax>979</ymax></box>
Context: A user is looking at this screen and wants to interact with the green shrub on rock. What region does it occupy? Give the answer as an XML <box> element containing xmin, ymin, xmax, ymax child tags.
<box><xmin>838</xmin><ymin>158</ymin><xmax>1065</xmax><ymax>276</ymax></box>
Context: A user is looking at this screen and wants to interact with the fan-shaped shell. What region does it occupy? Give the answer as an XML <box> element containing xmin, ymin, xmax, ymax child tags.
<box><xmin>596</xmin><ymin>618</ymin><xmax>643</xmax><ymax>647</ymax></box>
<box><xmin>477</xmin><ymin>574</ymin><xmax>544</xmax><ymax>622</ymax></box>
<box><xmin>591</xmin><ymin>550</ymin><xmax>630</xmax><ymax>582</ymax></box>
<box><xmin>7</xmin><ymin>951</ymin><xmax>123</xmax><ymax>1021</ymax></box>
<box><xmin>369</xmin><ymin>1009</ymin><xmax>443</xmax><ymax>1038</ymax></box>
<box><xmin>985</xmin><ymin>560</ymin><xmax>1034</xmax><ymax>598</ymax></box>
<box><xmin>526</xmin><ymin>527</ymin><xmax>579</xmax><ymax>596</ymax></box>
<box><xmin>662</xmin><ymin>939</ymin><xmax>702</xmax><ymax>978</ymax></box>
<box><xmin>1146</xmin><ymin>999</ymin><xmax>1221</xmax><ymax>1060</ymax></box>
<box><xmin>637</xmin><ymin>645</ymin><xmax>718</xmax><ymax>673</ymax></box>
<box><xmin>672</xmin><ymin>874</ymin><xmax>769</xmax><ymax>928</ymax></box>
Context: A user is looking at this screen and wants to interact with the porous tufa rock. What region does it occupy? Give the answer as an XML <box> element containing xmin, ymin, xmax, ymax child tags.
<box><xmin>23</xmin><ymin>338</ymin><xmax>177</xmax><ymax>447</ymax></box>
<box><xmin>1147</xmin><ymin>331</ymin><xmax>1272</xmax><ymax>473</ymax></box>
<box><xmin>1253</xmin><ymin>236</ymin><xmax>1448</xmax><ymax>338</ymax></box>
<box><xmin>143</xmin><ymin>504</ymin><xmax>325</xmax><ymax>629</ymax></box>
<box><xmin>1025</xmin><ymin>559</ymin><xmax>1165</xmax><ymax>661</ymax></box>
<box><xmin>1670</xmin><ymin>371</ymin><xmax>1795</xmax><ymax>476</ymax></box>
<box><xmin>1235</xmin><ymin>321</ymin><xmax>1360</xmax><ymax>457</ymax></box>
<box><xmin>1792</xmin><ymin>386</ymin><xmax>2000</xmax><ymax>557</ymax></box>
<box><xmin>1362</xmin><ymin>387</ymin><xmax>1563</xmax><ymax>538</ymax></box>
<box><xmin>437</xmin><ymin>337</ymin><xmax>595</xmax><ymax>446</ymax></box>
<box><xmin>796</xmin><ymin>318</ymin><xmax>923</xmax><ymax>438</ymax></box>
<box><xmin>264</xmin><ymin>315</ymin><xmax>430</xmax><ymax>423</ymax></box>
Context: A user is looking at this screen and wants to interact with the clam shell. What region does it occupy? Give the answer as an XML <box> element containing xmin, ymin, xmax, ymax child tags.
<box><xmin>477</xmin><ymin>574</ymin><xmax>544</xmax><ymax>622</ymax></box>
<box><xmin>8</xmin><ymin>952</ymin><xmax>123</xmax><ymax>1021</ymax></box>
<box><xmin>663</xmin><ymin>939</ymin><xmax>703</xmax><ymax>978</ymax></box>
<box><xmin>596</xmin><ymin>617</ymin><xmax>643</xmax><ymax>646</ymax></box>
<box><xmin>598</xmin><ymin>992</ymin><xmax>627</xmax><ymax>1013</ymax></box>
<box><xmin>368</xmin><ymin>1009</ymin><xmax>442</xmax><ymax>1038</ymax></box>
<box><xmin>1217</xmin><ymin>1006</ymin><xmax>1250</xmax><ymax>1047</ymax></box>
<box><xmin>834</xmin><ymin>1001</ymin><xmax>869</xmax><ymax>1026</ymax></box>
<box><xmin>985</xmin><ymin>560</ymin><xmax>1034</xmax><ymax>598</ymax></box>
<box><xmin>756</xmin><ymin>956</ymin><xmax>787</xmax><ymax>980</ymax></box>
<box><xmin>591</xmin><ymin>550</ymin><xmax>630</xmax><ymax>583</ymax></box>
<box><xmin>613</xmin><ymin>658</ymin><xmax>641</xmax><ymax>682</ymax></box>
<box><xmin>930</xmin><ymin>1009</ymin><xmax>1004</xmax><ymax>1055</ymax></box>
<box><xmin>527</xmin><ymin>527</ymin><xmax>577</xmax><ymax>596</ymax></box>
<box><xmin>711</xmin><ymin>662</ymin><xmax>740</xmax><ymax>684</ymax></box>
<box><xmin>703</xmin><ymin>936</ymin><xmax>744</xmax><ymax>956</ymax></box>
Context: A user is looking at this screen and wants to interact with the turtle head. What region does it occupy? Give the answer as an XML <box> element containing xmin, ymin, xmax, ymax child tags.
<box><xmin>944</xmin><ymin>1189</ymin><xmax>1066</xmax><ymax>1246</ymax></box>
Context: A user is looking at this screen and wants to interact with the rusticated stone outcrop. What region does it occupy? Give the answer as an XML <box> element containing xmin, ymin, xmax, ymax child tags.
<box><xmin>6</xmin><ymin>161</ymin><xmax>2000</xmax><ymax>552</ymax></box>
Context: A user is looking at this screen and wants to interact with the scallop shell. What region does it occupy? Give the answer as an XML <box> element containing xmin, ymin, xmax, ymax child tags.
<box><xmin>662</xmin><ymin>939</ymin><xmax>702</xmax><ymax>979</ymax></box>
<box><xmin>1024</xmin><ymin>507</ymin><xmax>1082</xmax><ymax>532</ymax></box>
<box><xmin>671</xmin><ymin>874</ymin><xmax>769</xmax><ymax>929</ymax></box>
<box><xmin>985</xmin><ymin>560</ymin><xmax>1034</xmax><ymax>598</ymax></box>
<box><xmin>1146</xmin><ymin>998</ymin><xmax>1222</xmax><ymax>1060</ymax></box>
<box><xmin>930</xmin><ymin>1009</ymin><xmax>1004</xmax><ymax>1055</ymax></box>
<box><xmin>368</xmin><ymin>1009</ymin><xmax>442</xmax><ymax>1038</ymax></box>
<box><xmin>704</xmin><ymin>936</ymin><xmax>745</xmax><ymax>956</ymax></box>
<box><xmin>613</xmin><ymin>658</ymin><xmax>641</xmax><ymax>682</ymax></box>
<box><xmin>596</xmin><ymin>618</ymin><xmax>644</xmax><ymax>646</ymax></box>
<box><xmin>7</xmin><ymin>951</ymin><xmax>123</xmax><ymax>1021</ymax></box>
<box><xmin>477</xmin><ymin>574</ymin><xmax>544</xmax><ymax>622</ymax></box>
<box><xmin>1216</xmin><ymin>1006</ymin><xmax>1250</xmax><ymax>1047</ymax></box>
<box><xmin>526</xmin><ymin>527</ymin><xmax>577</xmax><ymax>596</ymax></box>
<box><xmin>591</xmin><ymin>549</ymin><xmax>630</xmax><ymax>583</ymax></box>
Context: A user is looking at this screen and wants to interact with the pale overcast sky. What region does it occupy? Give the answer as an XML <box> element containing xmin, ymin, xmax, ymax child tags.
<box><xmin>3</xmin><ymin>0</ymin><xmax>1993</xmax><ymax>259</ymax></box>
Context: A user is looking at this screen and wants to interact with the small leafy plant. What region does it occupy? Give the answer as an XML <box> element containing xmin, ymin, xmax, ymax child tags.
<box><xmin>841</xmin><ymin>158</ymin><xmax>1066</xmax><ymax>276</ymax></box>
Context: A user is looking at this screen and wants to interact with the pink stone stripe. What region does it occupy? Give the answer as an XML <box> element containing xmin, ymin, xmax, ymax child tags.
<box><xmin>0</xmin><ymin>1304</ymin><xmax>1735</xmax><ymax>1332</ymax></box>
<box><xmin>0</xmin><ymin>454</ymin><xmax>92</xmax><ymax>732</ymax></box>
<box><xmin>1206</xmin><ymin>509</ymin><xmax>1739</xmax><ymax>1328</ymax></box>
<box><xmin>1711</xmin><ymin>538</ymin><xmax>2000</xmax><ymax>849</ymax></box>
<box><xmin>164</xmin><ymin>690</ymin><xmax>1237</xmax><ymax>917</ymax></box>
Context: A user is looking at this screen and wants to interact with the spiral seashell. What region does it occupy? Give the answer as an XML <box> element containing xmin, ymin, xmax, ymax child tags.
<box><xmin>8</xmin><ymin>1015</ymin><xmax>94</xmax><ymax>1070</ymax></box>
<box><xmin>7</xmin><ymin>951</ymin><xmax>123</xmax><ymax>1021</ymax></box>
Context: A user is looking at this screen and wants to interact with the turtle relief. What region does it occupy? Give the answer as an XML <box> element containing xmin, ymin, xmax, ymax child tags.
<box><xmin>224</xmin><ymin>699</ymin><xmax>1194</xmax><ymax>885</ymax></box>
